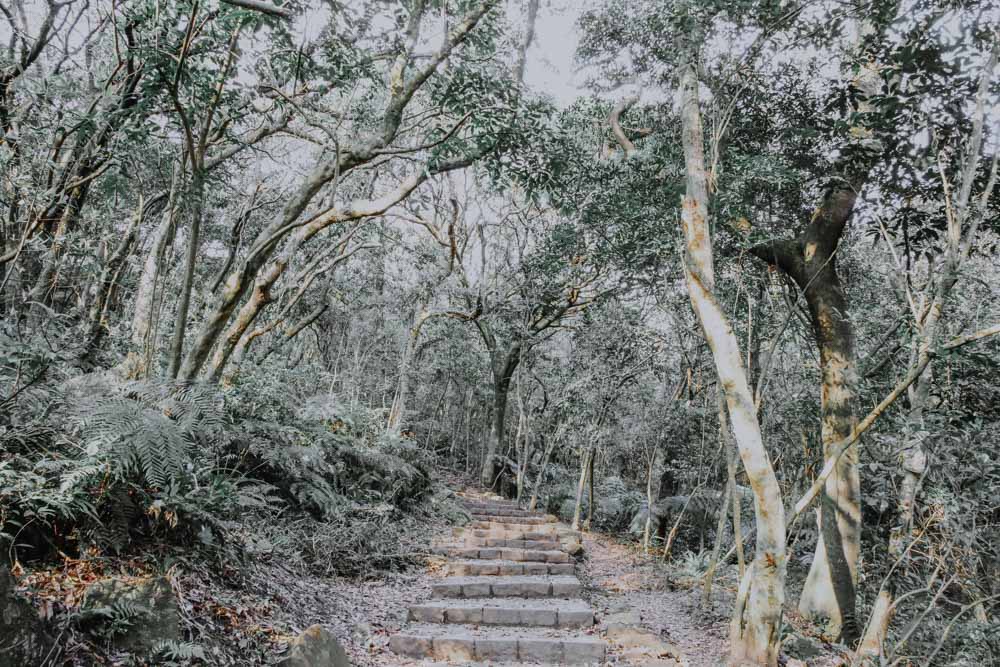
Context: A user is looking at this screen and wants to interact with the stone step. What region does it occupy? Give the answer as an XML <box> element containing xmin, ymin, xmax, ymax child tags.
<box><xmin>466</xmin><ymin>526</ymin><xmax>563</xmax><ymax>538</ymax></box>
<box><xmin>460</xmin><ymin>499</ymin><xmax>524</xmax><ymax>507</ymax></box>
<box><xmin>456</xmin><ymin>493</ymin><xmax>517</xmax><ymax>506</ymax></box>
<box><xmin>471</xmin><ymin>521</ymin><xmax>560</xmax><ymax>533</ymax></box>
<box><xmin>469</xmin><ymin>511</ymin><xmax>543</xmax><ymax>520</ymax></box>
<box><xmin>462</xmin><ymin>537</ymin><xmax>563</xmax><ymax>550</ymax></box>
<box><xmin>461</xmin><ymin>504</ymin><xmax>540</xmax><ymax>516</ymax></box>
<box><xmin>447</xmin><ymin>546</ymin><xmax>568</xmax><ymax>563</ymax></box>
<box><xmin>408</xmin><ymin>598</ymin><xmax>594</xmax><ymax>628</ymax></box>
<box><xmin>472</xmin><ymin>514</ymin><xmax>555</xmax><ymax>525</ymax></box>
<box><xmin>432</xmin><ymin>575</ymin><xmax>582</xmax><ymax>599</ymax></box>
<box><xmin>448</xmin><ymin>559</ymin><xmax>575</xmax><ymax>576</ymax></box>
<box><xmin>389</xmin><ymin>624</ymin><xmax>606</xmax><ymax>664</ymax></box>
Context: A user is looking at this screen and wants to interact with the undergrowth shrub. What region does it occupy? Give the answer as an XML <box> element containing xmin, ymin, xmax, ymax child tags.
<box><xmin>0</xmin><ymin>365</ymin><xmax>433</xmax><ymax>572</ymax></box>
<box><xmin>592</xmin><ymin>476</ymin><xmax>644</xmax><ymax>532</ymax></box>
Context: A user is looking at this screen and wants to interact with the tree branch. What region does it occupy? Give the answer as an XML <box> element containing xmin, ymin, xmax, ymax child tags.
<box><xmin>609</xmin><ymin>95</ymin><xmax>639</xmax><ymax>156</ymax></box>
<box><xmin>219</xmin><ymin>0</ymin><xmax>292</xmax><ymax>19</ymax></box>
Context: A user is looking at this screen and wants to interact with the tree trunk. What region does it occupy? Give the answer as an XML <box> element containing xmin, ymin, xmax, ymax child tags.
<box><xmin>729</xmin><ymin>436</ymin><xmax>746</xmax><ymax>579</ymax></box>
<box><xmin>858</xmin><ymin>42</ymin><xmax>997</xmax><ymax>661</ymax></box>
<box><xmin>571</xmin><ymin>446</ymin><xmax>593</xmax><ymax>531</ymax></box>
<box><xmin>387</xmin><ymin>310</ymin><xmax>427</xmax><ymax>433</ymax></box>
<box><xmin>676</xmin><ymin>60</ymin><xmax>785</xmax><ymax>667</ymax></box>
<box><xmin>125</xmin><ymin>202</ymin><xmax>180</xmax><ymax>376</ymax></box>
<box><xmin>703</xmin><ymin>389</ymin><xmax>735</xmax><ymax>606</ymax></box>
<box><xmin>529</xmin><ymin>427</ymin><xmax>559</xmax><ymax>512</ymax></box>
<box><xmin>167</xmin><ymin>170</ymin><xmax>205</xmax><ymax>378</ymax></box>
<box><xmin>83</xmin><ymin>196</ymin><xmax>159</xmax><ymax>354</ymax></box>
<box><xmin>584</xmin><ymin>450</ymin><xmax>595</xmax><ymax>531</ymax></box>
<box><xmin>481</xmin><ymin>343</ymin><xmax>521</xmax><ymax>486</ymax></box>
<box><xmin>643</xmin><ymin>447</ymin><xmax>656</xmax><ymax>552</ymax></box>
<box><xmin>514</xmin><ymin>377</ymin><xmax>531</xmax><ymax>502</ymax></box>
<box><xmin>750</xmin><ymin>194</ymin><xmax>863</xmax><ymax>642</ymax></box>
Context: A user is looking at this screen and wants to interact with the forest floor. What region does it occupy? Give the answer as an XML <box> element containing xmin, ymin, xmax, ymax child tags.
<box><xmin>580</xmin><ymin>532</ymin><xmax>730</xmax><ymax>666</ymax></box>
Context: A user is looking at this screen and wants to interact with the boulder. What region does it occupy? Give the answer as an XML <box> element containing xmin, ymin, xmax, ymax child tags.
<box><xmin>80</xmin><ymin>576</ymin><xmax>181</xmax><ymax>653</ymax></box>
<box><xmin>606</xmin><ymin>624</ymin><xmax>683</xmax><ymax>663</ymax></box>
<box><xmin>605</xmin><ymin>610</ymin><xmax>642</xmax><ymax>629</ymax></box>
<box><xmin>564</xmin><ymin>540</ymin><xmax>585</xmax><ymax>558</ymax></box>
<box><xmin>0</xmin><ymin>567</ymin><xmax>54</xmax><ymax>667</ymax></box>
<box><xmin>278</xmin><ymin>625</ymin><xmax>351</xmax><ymax>667</ymax></box>
<box><xmin>782</xmin><ymin>632</ymin><xmax>824</xmax><ymax>661</ymax></box>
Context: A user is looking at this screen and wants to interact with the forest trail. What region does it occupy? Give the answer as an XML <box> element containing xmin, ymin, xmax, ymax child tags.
<box><xmin>385</xmin><ymin>490</ymin><xmax>689</xmax><ymax>666</ymax></box>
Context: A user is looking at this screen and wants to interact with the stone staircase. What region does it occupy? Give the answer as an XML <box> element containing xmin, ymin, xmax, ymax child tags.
<box><xmin>389</xmin><ymin>491</ymin><xmax>607</xmax><ymax>664</ymax></box>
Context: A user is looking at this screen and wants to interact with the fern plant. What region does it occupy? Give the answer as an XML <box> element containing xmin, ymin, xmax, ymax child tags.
<box><xmin>70</xmin><ymin>380</ymin><xmax>222</xmax><ymax>489</ymax></box>
<box><xmin>150</xmin><ymin>639</ymin><xmax>207</xmax><ymax>664</ymax></box>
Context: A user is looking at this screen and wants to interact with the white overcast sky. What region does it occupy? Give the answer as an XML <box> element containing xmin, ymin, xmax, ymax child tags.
<box><xmin>521</xmin><ymin>0</ymin><xmax>589</xmax><ymax>107</ymax></box>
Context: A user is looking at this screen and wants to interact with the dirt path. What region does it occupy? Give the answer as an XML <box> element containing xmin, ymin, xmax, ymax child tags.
<box><xmin>579</xmin><ymin>532</ymin><xmax>730</xmax><ymax>667</ymax></box>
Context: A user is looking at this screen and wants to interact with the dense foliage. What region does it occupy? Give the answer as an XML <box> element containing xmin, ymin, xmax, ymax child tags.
<box><xmin>1</xmin><ymin>0</ymin><xmax>998</xmax><ymax>664</ymax></box>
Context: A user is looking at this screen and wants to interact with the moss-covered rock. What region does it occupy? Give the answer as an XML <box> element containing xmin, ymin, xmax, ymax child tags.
<box><xmin>0</xmin><ymin>567</ymin><xmax>53</xmax><ymax>667</ymax></box>
<box><xmin>80</xmin><ymin>576</ymin><xmax>181</xmax><ymax>654</ymax></box>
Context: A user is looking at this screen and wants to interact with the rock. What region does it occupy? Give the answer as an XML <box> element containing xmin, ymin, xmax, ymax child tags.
<box><xmin>278</xmin><ymin>625</ymin><xmax>351</xmax><ymax>667</ymax></box>
<box><xmin>607</xmin><ymin>624</ymin><xmax>683</xmax><ymax>663</ymax></box>
<box><xmin>782</xmin><ymin>633</ymin><xmax>824</xmax><ymax>661</ymax></box>
<box><xmin>350</xmin><ymin>622</ymin><xmax>372</xmax><ymax>643</ymax></box>
<box><xmin>80</xmin><ymin>575</ymin><xmax>180</xmax><ymax>653</ymax></box>
<box><xmin>605</xmin><ymin>610</ymin><xmax>642</xmax><ymax>629</ymax></box>
<box><xmin>0</xmin><ymin>567</ymin><xmax>54</xmax><ymax>667</ymax></box>
<box><xmin>565</xmin><ymin>540</ymin><xmax>585</xmax><ymax>558</ymax></box>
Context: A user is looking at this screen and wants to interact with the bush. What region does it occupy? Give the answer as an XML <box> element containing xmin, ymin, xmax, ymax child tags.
<box><xmin>1</xmin><ymin>370</ymin><xmax>433</xmax><ymax>569</ymax></box>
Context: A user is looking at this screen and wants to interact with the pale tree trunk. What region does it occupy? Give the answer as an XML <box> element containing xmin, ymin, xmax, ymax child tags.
<box><xmin>214</xmin><ymin>234</ymin><xmax>376</xmax><ymax>385</ymax></box>
<box><xmin>571</xmin><ymin>445</ymin><xmax>593</xmax><ymax>531</ymax></box>
<box><xmin>125</xmin><ymin>169</ymin><xmax>182</xmax><ymax>378</ymax></box>
<box><xmin>387</xmin><ymin>309</ymin><xmax>429</xmax><ymax>433</ymax></box>
<box><xmin>642</xmin><ymin>445</ymin><xmax>656</xmax><ymax>552</ymax></box>
<box><xmin>676</xmin><ymin>60</ymin><xmax>785</xmax><ymax>666</ymax></box>
<box><xmin>84</xmin><ymin>193</ymin><xmax>164</xmax><ymax>355</ymax></box>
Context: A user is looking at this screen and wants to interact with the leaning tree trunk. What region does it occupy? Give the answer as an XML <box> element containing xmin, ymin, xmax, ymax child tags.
<box><xmin>676</xmin><ymin>60</ymin><xmax>785</xmax><ymax>667</ymax></box>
